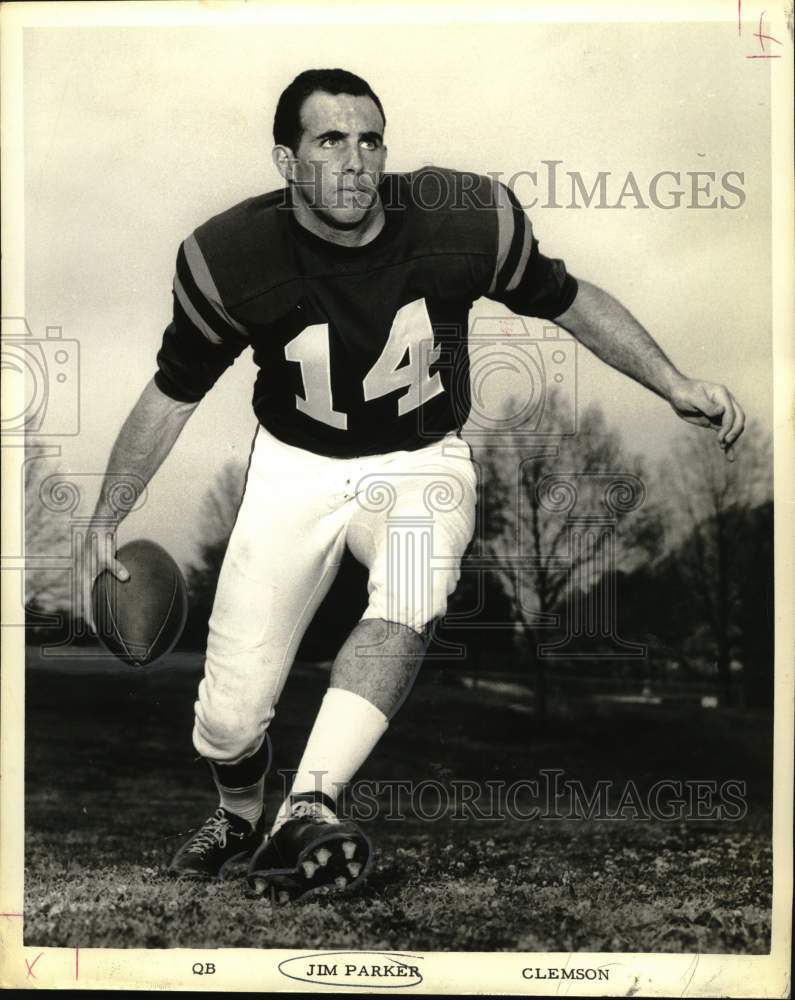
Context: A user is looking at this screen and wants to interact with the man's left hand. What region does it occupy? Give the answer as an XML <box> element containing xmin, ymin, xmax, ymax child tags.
<box><xmin>668</xmin><ymin>378</ymin><xmax>746</xmax><ymax>461</ymax></box>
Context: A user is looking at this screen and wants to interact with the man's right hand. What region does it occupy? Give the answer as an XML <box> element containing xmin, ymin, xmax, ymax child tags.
<box><xmin>78</xmin><ymin>525</ymin><xmax>130</xmax><ymax>633</ymax></box>
<box><xmin>74</xmin><ymin>378</ymin><xmax>199</xmax><ymax>632</ymax></box>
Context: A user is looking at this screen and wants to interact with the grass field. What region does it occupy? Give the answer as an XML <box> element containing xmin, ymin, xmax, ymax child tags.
<box><xmin>24</xmin><ymin>647</ymin><xmax>773</xmax><ymax>952</ymax></box>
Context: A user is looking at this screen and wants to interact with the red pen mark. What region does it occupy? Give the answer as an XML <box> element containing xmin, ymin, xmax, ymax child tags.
<box><xmin>755</xmin><ymin>9</ymin><xmax>783</xmax><ymax>45</ymax></box>
<box><xmin>740</xmin><ymin>4</ymin><xmax>783</xmax><ymax>56</ymax></box>
<box><xmin>738</xmin><ymin>1</ymin><xmax>783</xmax><ymax>55</ymax></box>
<box><xmin>25</xmin><ymin>953</ymin><xmax>43</xmax><ymax>979</ymax></box>
<box><xmin>75</xmin><ymin>946</ymin><xmax>79</xmax><ymax>980</ymax></box>
<box><xmin>0</xmin><ymin>913</ymin><xmax>23</xmax><ymax>918</ymax></box>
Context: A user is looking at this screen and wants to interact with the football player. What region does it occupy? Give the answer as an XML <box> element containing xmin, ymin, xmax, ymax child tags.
<box><xmin>81</xmin><ymin>68</ymin><xmax>745</xmax><ymax>902</ymax></box>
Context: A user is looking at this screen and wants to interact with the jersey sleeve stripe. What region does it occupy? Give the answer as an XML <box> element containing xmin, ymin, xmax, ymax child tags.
<box><xmin>183</xmin><ymin>234</ymin><xmax>249</xmax><ymax>337</ymax></box>
<box><xmin>490</xmin><ymin>182</ymin><xmax>515</xmax><ymax>293</ymax></box>
<box><xmin>173</xmin><ymin>275</ymin><xmax>223</xmax><ymax>345</ymax></box>
<box><xmin>497</xmin><ymin>197</ymin><xmax>527</xmax><ymax>292</ymax></box>
<box><xmin>175</xmin><ymin>242</ymin><xmax>247</xmax><ymax>347</ymax></box>
<box><xmin>490</xmin><ymin>184</ymin><xmax>527</xmax><ymax>296</ymax></box>
<box><xmin>505</xmin><ymin>215</ymin><xmax>535</xmax><ymax>292</ymax></box>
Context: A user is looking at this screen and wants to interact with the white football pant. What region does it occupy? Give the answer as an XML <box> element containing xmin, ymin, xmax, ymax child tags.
<box><xmin>192</xmin><ymin>425</ymin><xmax>477</xmax><ymax>763</ymax></box>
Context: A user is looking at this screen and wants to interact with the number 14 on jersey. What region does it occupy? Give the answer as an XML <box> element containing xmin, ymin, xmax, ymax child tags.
<box><xmin>284</xmin><ymin>298</ymin><xmax>445</xmax><ymax>430</ymax></box>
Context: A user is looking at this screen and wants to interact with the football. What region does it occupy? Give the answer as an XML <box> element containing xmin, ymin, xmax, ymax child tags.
<box><xmin>92</xmin><ymin>539</ymin><xmax>188</xmax><ymax>667</ymax></box>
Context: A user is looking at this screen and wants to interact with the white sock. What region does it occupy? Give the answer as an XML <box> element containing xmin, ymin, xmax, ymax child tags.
<box><xmin>214</xmin><ymin>776</ymin><xmax>264</xmax><ymax>828</ymax></box>
<box><xmin>272</xmin><ymin>687</ymin><xmax>388</xmax><ymax>833</ymax></box>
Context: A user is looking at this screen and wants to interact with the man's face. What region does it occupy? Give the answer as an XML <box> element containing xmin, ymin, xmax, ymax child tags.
<box><xmin>283</xmin><ymin>90</ymin><xmax>387</xmax><ymax>228</ymax></box>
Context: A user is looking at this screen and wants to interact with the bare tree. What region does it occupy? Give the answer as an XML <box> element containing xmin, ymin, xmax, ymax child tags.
<box><xmin>657</xmin><ymin>420</ymin><xmax>773</xmax><ymax>703</ymax></box>
<box><xmin>183</xmin><ymin>459</ymin><xmax>247</xmax><ymax>645</ymax></box>
<box><xmin>474</xmin><ymin>391</ymin><xmax>661</xmax><ymax>722</ymax></box>
<box><xmin>196</xmin><ymin>458</ymin><xmax>248</xmax><ymax>549</ymax></box>
<box><xmin>24</xmin><ymin>455</ymin><xmax>72</xmax><ymax>616</ymax></box>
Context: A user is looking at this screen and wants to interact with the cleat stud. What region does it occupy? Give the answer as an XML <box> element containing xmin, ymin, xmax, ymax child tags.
<box><xmin>347</xmin><ymin>862</ymin><xmax>361</xmax><ymax>878</ymax></box>
<box><xmin>252</xmin><ymin>877</ymin><xmax>268</xmax><ymax>894</ymax></box>
<box><xmin>334</xmin><ymin>875</ymin><xmax>348</xmax><ymax>890</ymax></box>
<box><xmin>315</xmin><ymin>847</ymin><xmax>332</xmax><ymax>867</ymax></box>
<box><xmin>342</xmin><ymin>840</ymin><xmax>357</xmax><ymax>860</ymax></box>
<box><xmin>301</xmin><ymin>860</ymin><xmax>319</xmax><ymax>879</ymax></box>
<box><xmin>278</xmin><ymin>890</ymin><xmax>290</xmax><ymax>905</ymax></box>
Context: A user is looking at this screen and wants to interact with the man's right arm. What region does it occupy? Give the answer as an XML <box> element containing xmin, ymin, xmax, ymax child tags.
<box><xmin>91</xmin><ymin>377</ymin><xmax>199</xmax><ymax>522</ymax></box>
<box><xmin>80</xmin><ymin>377</ymin><xmax>199</xmax><ymax>627</ymax></box>
<box><xmin>80</xmin><ymin>230</ymin><xmax>249</xmax><ymax>627</ymax></box>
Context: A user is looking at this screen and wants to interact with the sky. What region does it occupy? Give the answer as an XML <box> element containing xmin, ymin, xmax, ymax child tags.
<box><xmin>18</xmin><ymin>13</ymin><xmax>773</xmax><ymax>569</ymax></box>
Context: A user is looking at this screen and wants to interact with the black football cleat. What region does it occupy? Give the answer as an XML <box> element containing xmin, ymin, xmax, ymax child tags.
<box><xmin>168</xmin><ymin>807</ymin><xmax>265</xmax><ymax>880</ymax></box>
<box><xmin>246</xmin><ymin>792</ymin><xmax>371</xmax><ymax>904</ymax></box>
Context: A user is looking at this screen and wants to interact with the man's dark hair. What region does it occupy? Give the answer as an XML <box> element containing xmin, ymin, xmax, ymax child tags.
<box><xmin>273</xmin><ymin>68</ymin><xmax>386</xmax><ymax>152</ymax></box>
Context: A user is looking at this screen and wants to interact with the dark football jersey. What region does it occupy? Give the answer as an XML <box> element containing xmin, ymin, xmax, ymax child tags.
<box><xmin>155</xmin><ymin>166</ymin><xmax>578</xmax><ymax>458</ymax></box>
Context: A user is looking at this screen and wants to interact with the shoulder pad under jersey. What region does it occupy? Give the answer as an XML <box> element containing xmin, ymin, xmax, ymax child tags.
<box><xmin>193</xmin><ymin>188</ymin><xmax>300</xmax><ymax>323</ymax></box>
